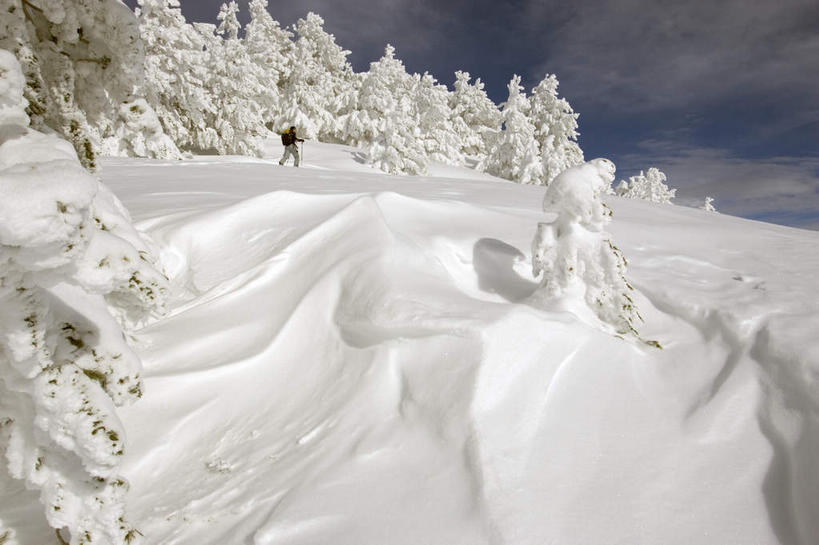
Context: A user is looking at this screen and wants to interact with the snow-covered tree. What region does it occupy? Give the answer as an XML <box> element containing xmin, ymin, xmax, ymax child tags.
<box><xmin>413</xmin><ymin>72</ymin><xmax>464</xmax><ymax>165</ymax></box>
<box><xmin>700</xmin><ymin>196</ymin><xmax>718</xmax><ymax>212</ymax></box>
<box><xmin>244</xmin><ymin>0</ymin><xmax>294</xmax><ymax>121</ymax></box>
<box><xmin>341</xmin><ymin>45</ymin><xmax>426</xmax><ymax>175</ymax></box>
<box><xmin>0</xmin><ymin>50</ymin><xmax>167</xmax><ymax>544</ymax></box>
<box><xmin>204</xmin><ymin>1</ymin><xmax>266</xmax><ymax>155</ymax></box>
<box><xmin>529</xmin><ymin>74</ymin><xmax>584</xmax><ymax>184</ymax></box>
<box><xmin>0</xmin><ymin>0</ymin><xmax>178</xmax><ymax>169</ymax></box>
<box><xmin>138</xmin><ymin>0</ymin><xmax>219</xmax><ymax>153</ymax></box>
<box><xmin>277</xmin><ymin>12</ymin><xmax>355</xmax><ymax>139</ymax></box>
<box><xmin>449</xmin><ymin>71</ymin><xmax>501</xmax><ymax>159</ymax></box>
<box><xmin>531</xmin><ymin>158</ymin><xmax>641</xmax><ymax>336</ymax></box>
<box><xmin>481</xmin><ymin>75</ymin><xmax>542</xmax><ymax>184</ymax></box>
<box><xmin>615</xmin><ymin>167</ymin><xmax>676</xmax><ymax>204</ymax></box>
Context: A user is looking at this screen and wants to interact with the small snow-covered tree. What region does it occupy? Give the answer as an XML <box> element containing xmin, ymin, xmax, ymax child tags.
<box><xmin>615</xmin><ymin>167</ymin><xmax>676</xmax><ymax>204</ymax></box>
<box><xmin>449</xmin><ymin>71</ymin><xmax>501</xmax><ymax>159</ymax></box>
<box><xmin>481</xmin><ymin>75</ymin><xmax>542</xmax><ymax>184</ymax></box>
<box><xmin>0</xmin><ymin>0</ymin><xmax>178</xmax><ymax>168</ymax></box>
<box><xmin>529</xmin><ymin>74</ymin><xmax>584</xmax><ymax>185</ymax></box>
<box><xmin>0</xmin><ymin>50</ymin><xmax>167</xmax><ymax>544</ymax></box>
<box><xmin>700</xmin><ymin>196</ymin><xmax>718</xmax><ymax>212</ymax></box>
<box><xmin>341</xmin><ymin>45</ymin><xmax>426</xmax><ymax>175</ymax></box>
<box><xmin>414</xmin><ymin>72</ymin><xmax>464</xmax><ymax>165</ymax></box>
<box><xmin>531</xmin><ymin>158</ymin><xmax>642</xmax><ymax>336</ymax></box>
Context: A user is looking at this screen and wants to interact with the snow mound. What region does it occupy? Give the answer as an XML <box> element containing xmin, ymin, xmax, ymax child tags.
<box><xmin>3</xmin><ymin>146</ymin><xmax>818</xmax><ymax>545</ymax></box>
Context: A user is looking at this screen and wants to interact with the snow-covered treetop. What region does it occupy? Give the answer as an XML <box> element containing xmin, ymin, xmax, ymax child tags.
<box><xmin>615</xmin><ymin>167</ymin><xmax>676</xmax><ymax>204</ymax></box>
<box><xmin>543</xmin><ymin>158</ymin><xmax>616</xmax><ymax>230</ymax></box>
<box><xmin>217</xmin><ymin>1</ymin><xmax>241</xmax><ymax>40</ymax></box>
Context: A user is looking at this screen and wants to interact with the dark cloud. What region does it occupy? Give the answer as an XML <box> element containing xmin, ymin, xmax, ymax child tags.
<box><xmin>535</xmin><ymin>0</ymin><xmax>819</xmax><ymax>109</ymax></box>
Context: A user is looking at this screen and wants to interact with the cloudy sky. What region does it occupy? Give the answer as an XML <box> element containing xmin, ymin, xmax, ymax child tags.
<box><xmin>126</xmin><ymin>0</ymin><xmax>819</xmax><ymax>230</ymax></box>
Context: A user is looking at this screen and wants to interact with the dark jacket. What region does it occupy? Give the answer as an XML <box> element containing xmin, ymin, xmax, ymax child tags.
<box><xmin>281</xmin><ymin>130</ymin><xmax>304</xmax><ymax>146</ymax></box>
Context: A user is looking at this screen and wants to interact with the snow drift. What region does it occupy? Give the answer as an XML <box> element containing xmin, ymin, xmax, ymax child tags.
<box><xmin>2</xmin><ymin>142</ymin><xmax>818</xmax><ymax>544</ymax></box>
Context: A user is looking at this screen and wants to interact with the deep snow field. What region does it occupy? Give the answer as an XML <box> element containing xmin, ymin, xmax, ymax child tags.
<box><xmin>3</xmin><ymin>141</ymin><xmax>819</xmax><ymax>545</ymax></box>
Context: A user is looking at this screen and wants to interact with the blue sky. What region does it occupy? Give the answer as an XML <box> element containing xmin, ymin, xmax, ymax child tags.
<box><xmin>126</xmin><ymin>0</ymin><xmax>819</xmax><ymax>230</ymax></box>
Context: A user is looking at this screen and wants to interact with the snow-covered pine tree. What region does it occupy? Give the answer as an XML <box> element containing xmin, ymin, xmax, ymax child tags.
<box><xmin>531</xmin><ymin>158</ymin><xmax>642</xmax><ymax>336</ymax></box>
<box><xmin>449</xmin><ymin>71</ymin><xmax>501</xmax><ymax>159</ymax></box>
<box><xmin>615</xmin><ymin>167</ymin><xmax>676</xmax><ymax>204</ymax></box>
<box><xmin>529</xmin><ymin>74</ymin><xmax>584</xmax><ymax>185</ymax></box>
<box><xmin>277</xmin><ymin>12</ymin><xmax>355</xmax><ymax>140</ymax></box>
<box><xmin>481</xmin><ymin>75</ymin><xmax>542</xmax><ymax>184</ymax></box>
<box><xmin>414</xmin><ymin>72</ymin><xmax>464</xmax><ymax>166</ymax></box>
<box><xmin>245</xmin><ymin>0</ymin><xmax>294</xmax><ymax>122</ymax></box>
<box><xmin>341</xmin><ymin>45</ymin><xmax>426</xmax><ymax>175</ymax></box>
<box><xmin>701</xmin><ymin>196</ymin><xmax>718</xmax><ymax>212</ymax></box>
<box><xmin>0</xmin><ymin>49</ymin><xmax>167</xmax><ymax>545</ymax></box>
<box><xmin>138</xmin><ymin>0</ymin><xmax>220</xmax><ymax>153</ymax></box>
<box><xmin>0</xmin><ymin>0</ymin><xmax>178</xmax><ymax>169</ymax></box>
<box><xmin>204</xmin><ymin>1</ymin><xmax>266</xmax><ymax>156</ymax></box>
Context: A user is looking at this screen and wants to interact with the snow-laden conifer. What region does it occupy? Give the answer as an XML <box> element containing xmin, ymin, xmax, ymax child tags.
<box><xmin>481</xmin><ymin>76</ymin><xmax>542</xmax><ymax>184</ymax></box>
<box><xmin>0</xmin><ymin>0</ymin><xmax>178</xmax><ymax>168</ymax></box>
<box><xmin>414</xmin><ymin>73</ymin><xmax>464</xmax><ymax>165</ymax></box>
<box><xmin>205</xmin><ymin>1</ymin><xmax>267</xmax><ymax>155</ymax></box>
<box><xmin>529</xmin><ymin>74</ymin><xmax>584</xmax><ymax>184</ymax></box>
<box><xmin>341</xmin><ymin>45</ymin><xmax>426</xmax><ymax>175</ymax></box>
<box><xmin>138</xmin><ymin>0</ymin><xmax>220</xmax><ymax>153</ymax></box>
<box><xmin>701</xmin><ymin>196</ymin><xmax>718</xmax><ymax>212</ymax></box>
<box><xmin>0</xmin><ymin>50</ymin><xmax>166</xmax><ymax>545</ymax></box>
<box><xmin>245</xmin><ymin>0</ymin><xmax>294</xmax><ymax>121</ymax></box>
<box><xmin>277</xmin><ymin>13</ymin><xmax>355</xmax><ymax>139</ymax></box>
<box><xmin>615</xmin><ymin>167</ymin><xmax>676</xmax><ymax>204</ymax></box>
<box><xmin>531</xmin><ymin>159</ymin><xmax>641</xmax><ymax>336</ymax></box>
<box><xmin>449</xmin><ymin>71</ymin><xmax>501</xmax><ymax>159</ymax></box>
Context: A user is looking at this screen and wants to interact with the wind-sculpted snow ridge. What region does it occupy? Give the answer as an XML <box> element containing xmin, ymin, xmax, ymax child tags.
<box><xmin>4</xmin><ymin>144</ymin><xmax>817</xmax><ymax>545</ymax></box>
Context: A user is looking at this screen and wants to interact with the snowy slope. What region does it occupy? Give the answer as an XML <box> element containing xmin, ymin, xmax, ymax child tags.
<box><xmin>3</xmin><ymin>142</ymin><xmax>818</xmax><ymax>545</ymax></box>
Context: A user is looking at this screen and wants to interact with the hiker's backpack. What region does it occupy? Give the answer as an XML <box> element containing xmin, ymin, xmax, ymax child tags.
<box><xmin>280</xmin><ymin>132</ymin><xmax>291</xmax><ymax>146</ymax></box>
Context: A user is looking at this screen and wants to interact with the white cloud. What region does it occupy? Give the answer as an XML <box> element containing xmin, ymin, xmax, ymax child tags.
<box><xmin>617</xmin><ymin>142</ymin><xmax>819</xmax><ymax>230</ymax></box>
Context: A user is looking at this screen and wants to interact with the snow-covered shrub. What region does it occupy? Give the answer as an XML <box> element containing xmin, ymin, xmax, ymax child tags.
<box><xmin>105</xmin><ymin>97</ymin><xmax>180</xmax><ymax>159</ymax></box>
<box><xmin>0</xmin><ymin>51</ymin><xmax>166</xmax><ymax>545</ymax></box>
<box><xmin>531</xmin><ymin>158</ymin><xmax>641</xmax><ymax>336</ymax></box>
<box><xmin>0</xmin><ymin>0</ymin><xmax>179</xmax><ymax>168</ymax></box>
<box><xmin>615</xmin><ymin>167</ymin><xmax>676</xmax><ymax>204</ymax></box>
<box><xmin>481</xmin><ymin>75</ymin><xmax>543</xmax><ymax>184</ymax></box>
<box><xmin>701</xmin><ymin>196</ymin><xmax>718</xmax><ymax>212</ymax></box>
<box><xmin>529</xmin><ymin>74</ymin><xmax>584</xmax><ymax>185</ymax></box>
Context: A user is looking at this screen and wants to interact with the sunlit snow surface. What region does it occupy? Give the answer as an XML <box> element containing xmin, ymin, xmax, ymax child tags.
<box><xmin>4</xmin><ymin>142</ymin><xmax>818</xmax><ymax>545</ymax></box>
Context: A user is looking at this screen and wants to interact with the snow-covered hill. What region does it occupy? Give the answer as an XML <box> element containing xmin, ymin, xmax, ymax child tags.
<box><xmin>3</xmin><ymin>142</ymin><xmax>818</xmax><ymax>545</ymax></box>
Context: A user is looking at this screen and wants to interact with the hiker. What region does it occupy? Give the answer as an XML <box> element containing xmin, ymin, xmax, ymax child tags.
<box><xmin>279</xmin><ymin>126</ymin><xmax>304</xmax><ymax>167</ymax></box>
